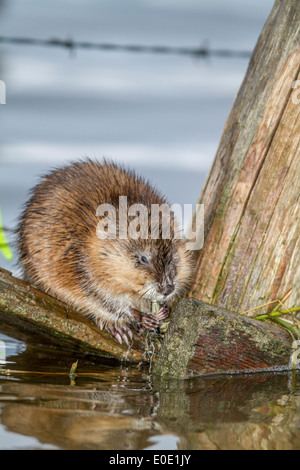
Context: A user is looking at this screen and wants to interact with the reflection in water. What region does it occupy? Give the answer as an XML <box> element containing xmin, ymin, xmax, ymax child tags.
<box><xmin>0</xmin><ymin>333</ymin><xmax>300</xmax><ymax>450</ymax></box>
<box><xmin>155</xmin><ymin>373</ymin><xmax>300</xmax><ymax>450</ymax></box>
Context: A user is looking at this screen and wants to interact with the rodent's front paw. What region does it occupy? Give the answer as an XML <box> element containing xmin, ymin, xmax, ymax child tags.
<box><xmin>110</xmin><ymin>324</ymin><xmax>133</xmax><ymax>346</ymax></box>
<box><xmin>97</xmin><ymin>319</ymin><xmax>133</xmax><ymax>346</ymax></box>
<box><xmin>141</xmin><ymin>305</ymin><xmax>170</xmax><ymax>331</ymax></box>
<box><xmin>156</xmin><ymin>304</ymin><xmax>169</xmax><ymax>321</ymax></box>
<box><xmin>131</xmin><ymin>306</ymin><xmax>170</xmax><ymax>332</ymax></box>
<box><xmin>140</xmin><ymin>313</ymin><xmax>160</xmax><ymax>331</ymax></box>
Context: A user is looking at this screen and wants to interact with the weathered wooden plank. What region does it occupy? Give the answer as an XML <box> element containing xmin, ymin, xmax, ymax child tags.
<box><xmin>0</xmin><ymin>266</ymin><xmax>294</xmax><ymax>376</ymax></box>
<box><xmin>0</xmin><ymin>267</ymin><xmax>143</xmax><ymax>363</ymax></box>
<box><xmin>154</xmin><ymin>298</ymin><xmax>293</xmax><ymax>378</ymax></box>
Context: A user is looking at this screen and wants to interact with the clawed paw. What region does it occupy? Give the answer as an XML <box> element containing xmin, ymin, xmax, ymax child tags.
<box><xmin>110</xmin><ymin>324</ymin><xmax>133</xmax><ymax>346</ymax></box>
<box><xmin>96</xmin><ymin>304</ymin><xmax>171</xmax><ymax>344</ymax></box>
<box><xmin>97</xmin><ymin>320</ymin><xmax>133</xmax><ymax>346</ymax></box>
<box><xmin>156</xmin><ymin>304</ymin><xmax>169</xmax><ymax>321</ymax></box>
<box><xmin>141</xmin><ymin>313</ymin><xmax>160</xmax><ymax>331</ymax></box>
<box><xmin>140</xmin><ymin>304</ymin><xmax>170</xmax><ymax>331</ymax></box>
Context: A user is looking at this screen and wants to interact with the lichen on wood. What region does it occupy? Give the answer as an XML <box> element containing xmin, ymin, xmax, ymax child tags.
<box><xmin>154</xmin><ymin>298</ymin><xmax>293</xmax><ymax>378</ymax></box>
<box><xmin>0</xmin><ymin>267</ymin><xmax>143</xmax><ymax>363</ymax></box>
<box><xmin>0</xmin><ymin>267</ymin><xmax>295</xmax><ymax>377</ymax></box>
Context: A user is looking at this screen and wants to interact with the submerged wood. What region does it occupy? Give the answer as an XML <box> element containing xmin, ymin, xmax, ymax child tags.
<box><xmin>153</xmin><ymin>298</ymin><xmax>293</xmax><ymax>378</ymax></box>
<box><xmin>0</xmin><ymin>267</ymin><xmax>143</xmax><ymax>363</ymax></box>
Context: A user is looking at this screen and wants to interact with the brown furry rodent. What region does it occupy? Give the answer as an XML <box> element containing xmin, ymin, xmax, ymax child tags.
<box><xmin>17</xmin><ymin>159</ymin><xmax>193</xmax><ymax>344</ymax></box>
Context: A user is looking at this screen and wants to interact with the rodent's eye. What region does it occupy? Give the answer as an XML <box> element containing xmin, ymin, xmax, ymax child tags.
<box><xmin>140</xmin><ymin>255</ymin><xmax>149</xmax><ymax>264</ymax></box>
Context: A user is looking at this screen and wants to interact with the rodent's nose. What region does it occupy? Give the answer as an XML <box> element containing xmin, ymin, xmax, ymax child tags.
<box><xmin>161</xmin><ymin>284</ymin><xmax>174</xmax><ymax>296</ymax></box>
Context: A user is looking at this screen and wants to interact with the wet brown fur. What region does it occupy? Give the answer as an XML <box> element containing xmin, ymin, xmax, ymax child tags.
<box><xmin>17</xmin><ymin>159</ymin><xmax>194</xmax><ymax>333</ymax></box>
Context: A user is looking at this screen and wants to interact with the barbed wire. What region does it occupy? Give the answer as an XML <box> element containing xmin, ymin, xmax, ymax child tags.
<box><xmin>0</xmin><ymin>36</ymin><xmax>252</xmax><ymax>60</ymax></box>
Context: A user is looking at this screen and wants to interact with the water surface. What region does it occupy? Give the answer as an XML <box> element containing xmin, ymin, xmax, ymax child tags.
<box><xmin>1</xmin><ymin>330</ymin><xmax>300</xmax><ymax>450</ymax></box>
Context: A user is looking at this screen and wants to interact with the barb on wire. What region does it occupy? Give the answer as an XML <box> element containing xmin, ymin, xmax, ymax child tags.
<box><xmin>0</xmin><ymin>36</ymin><xmax>252</xmax><ymax>60</ymax></box>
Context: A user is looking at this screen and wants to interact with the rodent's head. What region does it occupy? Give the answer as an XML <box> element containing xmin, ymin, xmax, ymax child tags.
<box><xmin>88</xmin><ymin>236</ymin><xmax>194</xmax><ymax>307</ymax></box>
<box><xmin>128</xmin><ymin>238</ymin><xmax>194</xmax><ymax>304</ymax></box>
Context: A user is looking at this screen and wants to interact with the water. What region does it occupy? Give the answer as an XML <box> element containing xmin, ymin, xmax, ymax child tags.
<box><xmin>2</xmin><ymin>0</ymin><xmax>296</xmax><ymax>451</ymax></box>
<box><xmin>1</xmin><ymin>331</ymin><xmax>300</xmax><ymax>450</ymax></box>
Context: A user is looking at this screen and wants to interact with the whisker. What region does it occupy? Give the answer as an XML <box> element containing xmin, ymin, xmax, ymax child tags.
<box><xmin>139</xmin><ymin>286</ymin><xmax>155</xmax><ymax>302</ymax></box>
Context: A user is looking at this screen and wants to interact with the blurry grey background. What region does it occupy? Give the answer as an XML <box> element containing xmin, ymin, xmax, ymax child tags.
<box><xmin>0</xmin><ymin>0</ymin><xmax>274</xmax><ymax>273</ymax></box>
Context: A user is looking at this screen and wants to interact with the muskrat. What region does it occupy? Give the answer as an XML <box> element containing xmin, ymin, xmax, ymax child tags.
<box><xmin>17</xmin><ymin>159</ymin><xmax>193</xmax><ymax>344</ymax></box>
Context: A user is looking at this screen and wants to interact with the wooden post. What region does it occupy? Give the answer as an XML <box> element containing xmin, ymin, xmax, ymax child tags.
<box><xmin>154</xmin><ymin>0</ymin><xmax>300</xmax><ymax>378</ymax></box>
<box><xmin>153</xmin><ymin>298</ymin><xmax>293</xmax><ymax>378</ymax></box>
<box><xmin>189</xmin><ymin>0</ymin><xmax>300</xmax><ymax>313</ymax></box>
